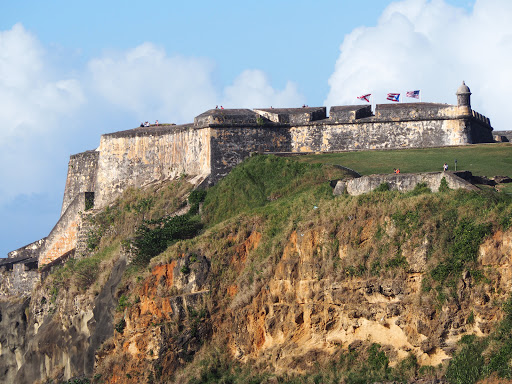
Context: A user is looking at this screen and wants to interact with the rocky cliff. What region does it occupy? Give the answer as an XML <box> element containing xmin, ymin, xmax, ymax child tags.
<box><xmin>2</xmin><ymin>155</ymin><xmax>512</xmax><ymax>384</ymax></box>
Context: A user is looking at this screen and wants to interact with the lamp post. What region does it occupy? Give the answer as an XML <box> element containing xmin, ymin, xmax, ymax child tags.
<box><xmin>455</xmin><ymin>159</ymin><xmax>457</xmax><ymax>172</ymax></box>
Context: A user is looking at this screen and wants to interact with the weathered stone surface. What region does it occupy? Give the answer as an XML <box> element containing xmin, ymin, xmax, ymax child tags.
<box><xmin>493</xmin><ymin>130</ymin><xmax>512</xmax><ymax>142</ymax></box>
<box><xmin>7</xmin><ymin>238</ymin><xmax>45</xmax><ymax>259</ymax></box>
<box><xmin>0</xmin><ymin>258</ymin><xmax>39</xmax><ymax>297</ymax></box>
<box><xmin>195</xmin><ymin>108</ymin><xmax>260</xmax><ymax>127</ymax></box>
<box><xmin>333</xmin><ymin>171</ymin><xmax>479</xmax><ymax>196</ymax></box>
<box><xmin>210</xmin><ymin>126</ymin><xmax>292</xmax><ymax>182</ymax></box>
<box><xmin>254</xmin><ymin>107</ymin><xmax>326</xmax><ymax>124</ymax></box>
<box><xmin>95</xmin><ymin>125</ymin><xmax>210</xmax><ymax>208</ymax></box>
<box><xmin>0</xmin><ymin>297</ymin><xmax>30</xmax><ymax>384</ymax></box>
<box><xmin>329</xmin><ymin>105</ymin><xmax>372</xmax><ymax>122</ymax></box>
<box><xmin>11</xmin><ymin>256</ymin><xmax>127</xmax><ymax>383</ymax></box>
<box><xmin>39</xmin><ymin>193</ymin><xmax>89</xmax><ymax>266</ymax></box>
<box><xmin>61</xmin><ymin>151</ymin><xmax>98</xmax><ymax>216</ymax></box>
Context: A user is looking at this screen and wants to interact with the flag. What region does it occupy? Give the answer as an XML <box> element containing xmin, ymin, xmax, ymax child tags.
<box><xmin>387</xmin><ymin>93</ymin><xmax>400</xmax><ymax>102</ymax></box>
<box><xmin>357</xmin><ymin>94</ymin><xmax>371</xmax><ymax>102</ymax></box>
<box><xmin>406</xmin><ymin>90</ymin><xmax>420</xmax><ymax>99</ymax></box>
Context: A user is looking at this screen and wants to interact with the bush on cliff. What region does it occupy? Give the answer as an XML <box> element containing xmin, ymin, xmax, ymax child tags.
<box><xmin>131</xmin><ymin>214</ymin><xmax>202</xmax><ymax>266</ymax></box>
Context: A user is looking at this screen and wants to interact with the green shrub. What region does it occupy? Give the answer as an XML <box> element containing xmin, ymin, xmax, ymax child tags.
<box><xmin>116</xmin><ymin>294</ymin><xmax>130</xmax><ymax>312</ymax></box>
<box><xmin>188</xmin><ymin>189</ymin><xmax>207</xmax><ymax>214</ymax></box>
<box><xmin>439</xmin><ymin>177</ymin><xmax>450</xmax><ymax>192</ymax></box>
<box><xmin>115</xmin><ymin>318</ymin><xmax>126</xmax><ymax>334</ymax></box>
<box><xmin>446</xmin><ymin>337</ymin><xmax>485</xmax><ymax>384</ymax></box>
<box><xmin>386</xmin><ymin>254</ymin><xmax>408</xmax><ymax>270</ymax></box>
<box><xmin>467</xmin><ymin>311</ymin><xmax>475</xmax><ymax>324</ymax></box>
<box><xmin>408</xmin><ymin>182</ymin><xmax>431</xmax><ymax>196</ymax></box>
<box><xmin>131</xmin><ymin>214</ymin><xmax>202</xmax><ymax>265</ymax></box>
<box><xmin>431</xmin><ymin>218</ymin><xmax>491</xmax><ymax>286</ymax></box>
<box><xmin>375</xmin><ymin>182</ymin><xmax>390</xmax><ymax>192</ymax></box>
<box><xmin>391</xmin><ymin>210</ymin><xmax>420</xmax><ymax>235</ymax></box>
<box><xmin>86</xmin><ymin>227</ymin><xmax>103</xmax><ymax>251</ymax></box>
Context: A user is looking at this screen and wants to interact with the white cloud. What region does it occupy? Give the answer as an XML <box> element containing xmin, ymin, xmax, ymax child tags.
<box><xmin>325</xmin><ymin>0</ymin><xmax>512</xmax><ymax>130</ymax></box>
<box><xmin>0</xmin><ymin>24</ymin><xmax>84</xmax><ymax>202</ymax></box>
<box><xmin>222</xmin><ymin>69</ymin><xmax>304</xmax><ymax>109</ymax></box>
<box><xmin>87</xmin><ymin>43</ymin><xmax>219</xmax><ymax>124</ymax></box>
<box><xmin>87</xmin><ymin>45</ymin><xmax>304</xmax><ymax>123</ymax></box>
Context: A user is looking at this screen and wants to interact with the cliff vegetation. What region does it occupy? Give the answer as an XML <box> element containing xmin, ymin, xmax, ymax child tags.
<box><xmin>5</xmin><ymin>152</ymin><xmax>512</xmax><ymax>384</ymax></box>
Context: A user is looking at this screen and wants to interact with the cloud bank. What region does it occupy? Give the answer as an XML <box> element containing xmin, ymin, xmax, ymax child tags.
<box><xmin>87</xmin><ymin>44</ymin><xmax>304</xmax><ymax>124</ymax></box>
<box><xmin>0</xmin><ymin>24</ymin><xmax>84</xmax><ymax>201</ymax></box>
<box><xmin>325</xmin><ymin>0</ymin><xmax>512</xmax><ymax>130</ymax></box>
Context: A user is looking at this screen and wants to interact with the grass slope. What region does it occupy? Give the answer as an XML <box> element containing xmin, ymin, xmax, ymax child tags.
<box><xmin>295</xmin><ymin>143</ymin><xmax>512</xmax><ymax>177</ymax></box>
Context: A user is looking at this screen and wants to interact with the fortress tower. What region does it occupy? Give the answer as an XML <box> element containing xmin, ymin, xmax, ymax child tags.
<box><xmin>456</xmin><ymin>81</ymin><xmax>472</xmax><ymax>112</ymax></box>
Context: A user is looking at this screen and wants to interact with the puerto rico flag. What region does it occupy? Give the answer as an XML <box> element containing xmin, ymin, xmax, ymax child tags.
<box><xmin>387</xmin><ymin>93</ymin><xmax>400</xmax><ymax>102</ymax></box>
<box><xmin>357</xmin><ymin>94</ymin><xmax>371</xmax><ymax>102</ymax></box>
<box><xmin>406</xmin><ymin>90</ymin><xmax>420</xmax><ymax>99</ymax></box>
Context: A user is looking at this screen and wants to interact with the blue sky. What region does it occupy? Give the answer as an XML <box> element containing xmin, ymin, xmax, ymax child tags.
<box><xmin>1</xmin><ymin>0</ymin><xmax>510</xmax><ymax>258</ymax></box>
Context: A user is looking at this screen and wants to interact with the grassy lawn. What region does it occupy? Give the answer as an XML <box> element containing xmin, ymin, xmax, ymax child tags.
<box><xmin>294</xmin><ymin>143</ymin><xmax>512</xmax><ymax>177</ymax></box>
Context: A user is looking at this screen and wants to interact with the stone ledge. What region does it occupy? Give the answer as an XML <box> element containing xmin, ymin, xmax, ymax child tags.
<box><xmin>333</xmin><ymin>171</ymin><xmax>479</xmax><ymax>196</ymax></box>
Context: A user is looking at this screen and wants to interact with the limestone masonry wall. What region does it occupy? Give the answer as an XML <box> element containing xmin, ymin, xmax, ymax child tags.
<box><xmin>210</xmin><ymin>126</ymin><xmax>292</xmax><ymax>182</ymax></box>
<box><xmin>94</xmin><ymin>125</ymin><xmax>210</xmax><ymax>209</ymax></box>
<box><xmin>39</xmin><ymin>193</ymin><xmax>88</xmax><ymax>266</ymax></box>
<box><xmin>7</xmin><ymin>238</ymin><xmax>46</xmax><ymax>259</ymax></box>
<box><xmin>61</xmin><ymin>151</ymin><xmax>99</xmax><ymax>216</ymax></box>
<box><xmin>0</xmin><ymin>261</ymin><xmax>39</xmax><ymax>296</ymax></box>
<box><xmin>333</xmin><ymin>171</ymin><xmax>479</xmax><ymax>196</ymax></box>
<box><xmin>290</xmin><ymin>118</ymin><xmax>471</xmax><ymax>152</ymax></box>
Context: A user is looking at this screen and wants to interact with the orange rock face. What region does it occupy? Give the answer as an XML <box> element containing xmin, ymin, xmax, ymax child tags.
<box><xmin>94</xmin><ymin>225</ymin><xmax>512</xmax><ymax>382</ymax></box>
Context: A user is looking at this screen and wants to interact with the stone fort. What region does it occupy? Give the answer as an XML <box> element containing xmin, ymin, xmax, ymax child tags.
<box><xmin>0</xmin><ymin>82</ymin><xmax>496</xmax><ymax>296</ymax></box>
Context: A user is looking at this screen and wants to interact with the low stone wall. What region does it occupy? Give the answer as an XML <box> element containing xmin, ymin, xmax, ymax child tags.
<box><xmin>333</xmin><ymin>171</ymin><xmax>479</xmax><ymax>196</ymax></box>
<box><xmin>494</xmin><ymin>131</ymin><xmax>512</xmax><ymax>142</ymax></box>
<box><xmin>7</xmin><ymin>238</ymin><xmax>46</xmax><ymax>259</ymax></box>
<box><xmin>0</xmin><ymin>260</ymin><xmax>39</xmax><ymax>297</ymax></box>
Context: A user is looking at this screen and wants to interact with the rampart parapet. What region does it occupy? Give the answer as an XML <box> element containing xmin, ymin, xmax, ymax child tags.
<box><xmin>329</xmin><ymin>105</ymin><xmax>372</xmax><ymax>122</ymax></box>
<box><xmin>254</xmin><ymin>107</ymin><xmax>327</xmax><ymax>124</ymax></box>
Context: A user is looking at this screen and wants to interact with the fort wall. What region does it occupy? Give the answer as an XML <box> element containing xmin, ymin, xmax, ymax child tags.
<box><xmin>0</xmin><ymin>264</ymin><xmax>39</xmax><ymax>297</ymax></box>
<box><xmin>290</xmin><ymin>118</ymin><xmax>471</xmax><ymax>152</ymax></box>
<box><xmin>61</xmin><ymin>151</ymin><xmax>99</xmax><ymax>216</ymax></box>
<box><xmin>209</xmin><ymin>126</ymin><xmax>292</xmax><ymax>182</ymax></box>
<box><xmin>94</xmin><ymin>125</ymin><xmax>211</xmax><ymax>209</ymax></box>
<box><xmin>39</xmin><ymin>193</ymin><xmax>89</xmax><ymax>266</ymax></box>
<box><xmin>4</xmin><ymin>84</ymin><xmax>496</xmax><ymax>272</ymax></box>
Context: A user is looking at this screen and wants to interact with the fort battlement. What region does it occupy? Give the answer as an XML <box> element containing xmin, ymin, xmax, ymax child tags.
<box><xmin>2</xmin><ymin>82</ymin><xmax>495</xmax><ymax>296</ymax></box>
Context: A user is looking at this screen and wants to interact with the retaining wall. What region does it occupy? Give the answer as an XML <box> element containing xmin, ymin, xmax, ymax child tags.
<box><xmin>333</xmin><ymin>171</ymin><xmax>479</xmax><ymax>196</ymax></box>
